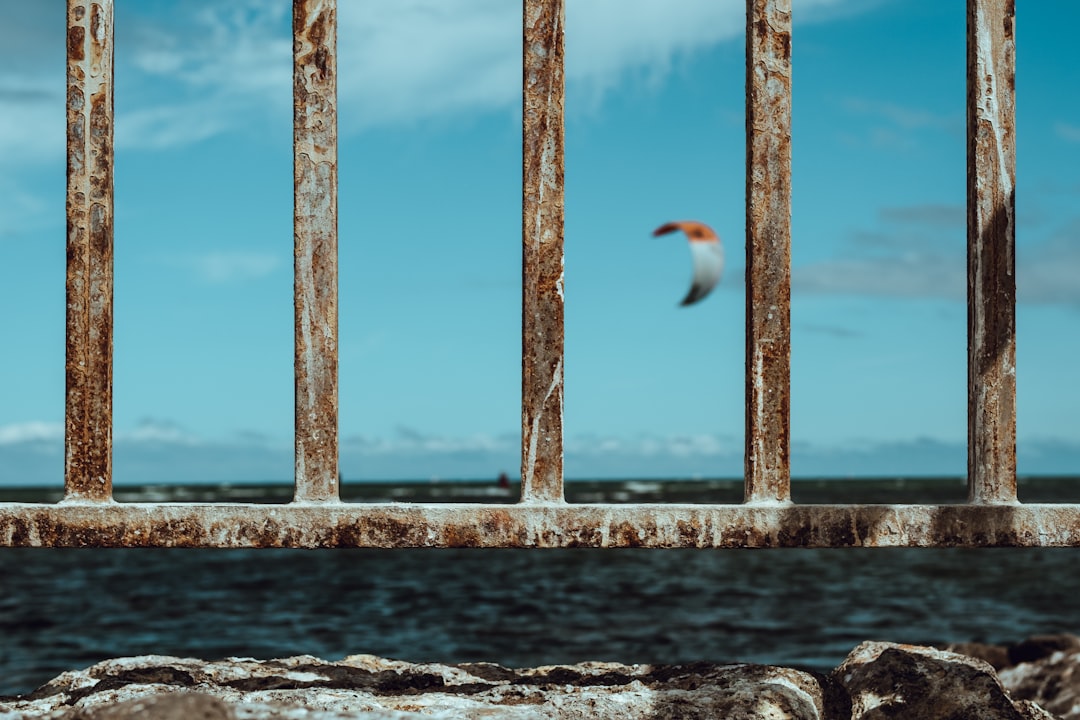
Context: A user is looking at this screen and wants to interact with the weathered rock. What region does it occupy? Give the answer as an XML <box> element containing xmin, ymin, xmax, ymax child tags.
<box><xmin>1000</xmin><ymin>648</ymin><xmax>1080</xmax><ymax>720</ymax></box>
<box><xmin>76</xmin><ymin>692</ymin><xmax>232</xmax><ymax>720</ymax></box>
<box><xmin>1008</xmin><ymin>635</ymin><xmax>1080</xmax><ymax>667</ymax></box>
<box><xmin>938</xmin><ymin>633</ymin><xmax>1080</xmax><ymax>719</ymax></box>
<box><xmin>834</xmin><ymin>642</ymin><xmax>1055</xmax><ymax>720</ymax></box>
<box><xmin>1</xmin><ymin>642</ymin><xmax>1071</xmax><ymax>720</ymax></box>
<box><xmin>0</xmin><ymin>654</ymin><xmax>832</xmax><ymax>720</ymax></box>
<box><xmin>943</xmin><ymin>641</ymin><xmax>1012</xmax><ymax>671</ymax></box>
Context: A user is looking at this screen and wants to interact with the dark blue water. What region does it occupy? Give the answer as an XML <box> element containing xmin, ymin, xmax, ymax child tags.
<box><xmin>1</xmin><ymin>477</ymin><xmax>1078</xmax><ymax>697</ymax></box>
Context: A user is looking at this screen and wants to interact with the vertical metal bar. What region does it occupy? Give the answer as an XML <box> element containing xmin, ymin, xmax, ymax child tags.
<box><xmin>521</xmin><ymin>0</ymin><xmax>565</xmax><ymax>504</ymax></box>
<box><xmin>64</xmin><ymin>0</ymin><xmax>114</xmax><ymax>503</ymax></box>
<box><xmin>743</xmin><ymin>1</ymin><xmax>794</xmax><ymax>507</ymax></box>
<box><xmin>744</xmin><ymin>0</ymin><xmax>792</xmax><ymax>504</ymax></box>
<box><xmin>293</xmin><ymin>0</ymin><xmax>339</xmax><ymax>503</ymax></box>
<box><xmin>967</xmin><ymin>0</ymin><xmax>1017</xmax><ymax>504</ymax></box>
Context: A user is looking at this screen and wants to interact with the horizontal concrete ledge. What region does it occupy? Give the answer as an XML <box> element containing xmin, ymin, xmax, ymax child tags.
<box><xmin>1</xmin><ymin>502</ymin><xmax>1078</xmax><ymax>548</ymax></box>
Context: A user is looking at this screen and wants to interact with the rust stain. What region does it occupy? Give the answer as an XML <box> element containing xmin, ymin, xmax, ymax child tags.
<box><xmin>64</xmin><ymin>0</ymin><xmax>114</xmax><ymax>503</ymax></box>
<box><xmin>967</xmin><ymin>0</ymin><xmax>1016</xmax><ymax>505</ymax></box>
<box><xmin>67</xmin><ymin>26</ymin><xmax>85</xmax><ymax>61</ymax></box>
<box><xmin>20</xmin><ymin>0</ymin><xmax>1050</xmax><ymax>557</ymax></box>
<box><xmin>744</xmin><ymin>0</ymin><xmax>792</xmax><ymax>505</ymax></box>
<box><xmin>521</xmin><ymin>0</ymin><xmax>565</xmax><ymax>505</ymax></box>
<box><xmin>293</xmin><ymin>0</ymin><xmax>339</xmax><ymax>503</ymax></box>
<box><xmin>1</xmin><ymin>503</ymin><xmax>1078</xmax><ymax>548</ymax></box>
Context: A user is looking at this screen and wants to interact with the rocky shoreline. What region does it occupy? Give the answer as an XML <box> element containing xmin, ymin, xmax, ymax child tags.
<box><xmin>2</xmin><ymin>635</ymin><xmax>1078</xmax><ymax>719</ymax></box>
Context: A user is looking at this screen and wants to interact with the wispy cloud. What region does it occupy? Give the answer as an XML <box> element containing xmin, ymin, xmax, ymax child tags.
<box><xmin>0</xmin><ymin>84</ymin><xmax>64</xmax><ymax>166</ymax></box>
<box><xmin>121</xmin><ymin>418</ymin><xmax>201</xmax><ymax>446</ymax></box>
<box><xmin>1056</xmin><ymin>122</ymin><xmax>1080</xmax><ymax>144</ymax></box>
<box><xmin>1</xmin><ymin>0</ymin><xmax>872</xmax><ymax>160</ymax></box>
<box><xmin>879</xmin><ymin>204</ymin><xmax>965</xmax><ymax>228</ymax></box>
<box><xmin>801</xmin><ymin>203</ymin><xmax>967</xmax><ymax>298</ymax></box>
<box><xmin>345</xmin><ymin>426</ymin><xmax>516</xmax><ymax>457</ymax></box>
<box><xmin>796</xmin><ymin>210</ymin><xmax>1080</xmax><ymax>305</ymax></box>
<box><xmin>4</xmin><ymin>425</ymin><xmax>1075</xmax><ymax>487</ymax></box>
<box><xmin>1</xmin><ymin>419</ymin><xmax>1078</xmax><ymax>485</ymax></box>
<box><xmin>567</xmin><ymin>432</ymin><xmax>741</xmax><ymax>459</ymax></box>
<box><xmin>798</xmin><ymin>323</ymin><xmax>863</xmax><ymax>339</ymax></box>
<box><xmin>843</xmin><ymin>98</ymin><xmax>958</xmax><ymax>131</ymax></box>
<box><xmin>840</xmin><ymin>97</ymin><xmax>961</xmax><ymax>149</ymax></box>
<box><xmin>1020</xmin><ymin>218</ymin><xmax>1080</xmax><ymax>305</ymax></box>
<box><xmin>167</xmin><ymin>251</ymin><xmax>282</xmax><ymax>284</ymax></box>
<box><xmin>0</xmin><ymin>421</ymin><xmax>63</xmax><ymax>446</ymax></box>
<box><xmin>794</xmin><ymin>252</ymin><xmax>965</xmax><ymax>300</ymax></box>
<box><xmin>116</xmin><ymin>104</ymin><xmax>233</xmax><ymax>151</ymax></box>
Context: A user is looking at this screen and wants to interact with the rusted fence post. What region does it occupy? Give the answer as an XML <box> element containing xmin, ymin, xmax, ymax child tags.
<box><xmin>2</xmin><ymin>0</ymin><xmax>1064</xmax><ymax>550</ymax></box>
<box><xmin>293</xmin><ymin>0</ymin><xmax>339</xmax><ymax>503</ymax></box>
<box><xmin>967</xmin><ymin>0</ymin><xmax>1017</xmax><ymax>505</ymax></box>
<box><xmin>521</xmin><ymin>0</ymin><xmax>566</xmax><ymax>504</ymax></box>
<box><xmin>744</xmin><ymin>0</ymin><xmax>792</xmax><ymax>504</ymax></box>
<box><xmin>64</xmin><ymin>0</ymin><xmax>114</xmax><ymax>503</ymax></box>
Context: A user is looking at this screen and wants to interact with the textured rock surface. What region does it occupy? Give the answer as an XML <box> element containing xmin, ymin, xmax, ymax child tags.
<box><xmin>835</xmin><ymin>641</ymin><xmax>1055</xmax><ymax>720</ymax></box>
<box><xmin>3</xmin><ymin>638</ymin><xmax>1077</xmax><ymax>719</ymax></box>
<box><xmin>941</xmin><ymin>633</ymin><xmax>1080</xmax><ymax>720</ymax></box>
<box><xmin>0</xmin><ymin>655</ymin><xmax>833</xmax><ymax>720</ymax></box>
<box><xmin>1000</xmin><ymin>648</ymin><xmax>1080</xmax><ymax>720</ymax></box>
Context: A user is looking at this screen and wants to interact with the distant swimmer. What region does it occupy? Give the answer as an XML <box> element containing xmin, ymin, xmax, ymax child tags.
<box><xmin>652</xmin><ymin>221</ymin><xmax>724</xmax><ymax>306</ymax></box>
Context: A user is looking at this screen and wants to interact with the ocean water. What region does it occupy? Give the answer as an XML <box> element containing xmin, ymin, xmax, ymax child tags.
<box><xmin>1</xmin><ymin>477</ymin><xmax>1078</xmax><ymax>697</ymax></box>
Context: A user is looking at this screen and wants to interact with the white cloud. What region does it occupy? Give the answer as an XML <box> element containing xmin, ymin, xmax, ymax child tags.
<box><xmin>344</xmin><ymin>427</ymin><xmax>516</xmax><ymax>456</ymax></box>
<box><xmin>1020</xmin><ymin>220</ymin><xmax>1080</xmax><ymax>305</ymax></box>
<box><xmin>795</xmin><ymin>209</ymin><xmax>1080</xmax><ymax>305</ymax></box>
<box><xmin>879</xmin><ymin>204</ymin><xmax>965</xmax><ymax>228</ymax></box>
<box><xmin>0</xmin><ymin>85</ymin><xmax>63</xmax><ymax>165</ymax></box>
<box><xmin>120</xmin><ymin>418</ymin><xmax>200</xmax><ymax>446</ymax></box>
<box><xmin>1</xmin><ymin>0</ymin><xmax>871</xmax><ymax>160</ymax></box>
<box><xmin>0</xmin><ymin>421</ymin><xmax>63</xmax><ymax>446</ymax></box>
<box><xmin>842</xmin><ymin>98</ymin><xmax>958</xmax><ymax>131</ymax></box>
<box><xmin>166</xmin><ymin>251</ymin><xmax>282</xmax><ymax>284</ymax></box>
<box><xmin>839</xmin><ymin>98</ymin><xmax>962</xmax><ymax>150</ymax></box>
<box><xmin>116</xmin><ymin>104</ymin><xmax>233</xmax><ymax>151</ymax></box>
<box><xmin>1056</xmin><ymin>122</ymin><xmax>1080</xmax><ymax>144</ymax></box>
<box><xmin>1</xmin><ymin>421</ymin><xmax>1077</xmax><ymax>486</ymax></box>
<box><xmin>567</xmin><ymin>432</ymin><xmax>740</xmax><ymax>458</ymax></box>
<box><xmin>794</xmin><ymin>252</ymin><xmax>965</xmax><ymax>300</ymax></box>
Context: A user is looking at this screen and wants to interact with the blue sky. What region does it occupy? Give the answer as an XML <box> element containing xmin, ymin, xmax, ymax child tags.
<box><xmin>1</xmin><ymin>0</ymin><xmax>1078</xmax><ymax>486</ymax></box>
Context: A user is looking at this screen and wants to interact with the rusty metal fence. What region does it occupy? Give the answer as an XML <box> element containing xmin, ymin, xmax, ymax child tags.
<box><xmin>2</xmin><ymin>0</ymin><xmax>1070</xmax><ymax>548</ymax></box>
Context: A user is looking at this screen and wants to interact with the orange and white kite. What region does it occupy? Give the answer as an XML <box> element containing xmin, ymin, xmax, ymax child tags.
<box><xmin>652</xmin><ymin>221</ymin><xmax>724</xmax><ymax>306</ymax></box>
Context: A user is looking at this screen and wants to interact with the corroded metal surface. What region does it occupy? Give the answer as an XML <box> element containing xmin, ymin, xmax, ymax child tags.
<box><xmin>1</xmin><ymin>503</ymin><xmax>1078</xmax><ymax>548</ymax></box>
<box><xmin>521</xmin><ymin>0</ymin><xmax>565</xmax><ymax>504</ymax></box>
<box><xmin>293</xmin><ymin>0</ymin><xmax>339</xmax><ymax>502</ymax></box>
<box><xmin>26</xmin><ymin>0</ymin><xmax>1047</xmax><ymax>556</ymax></box>
<box><xmin>65</xmin><ymin>0</ymin><xmax>114</xmax><ymax>503</ymax></box>
<box><xmin>744</xmin><ymin>0</ymin><xmax>792</xmax><ymax>504</ymax></box>
<box><xmin>967</xmin><ymin>0</ymin><xmax>1016</xmax><ymax>505</ymax></box>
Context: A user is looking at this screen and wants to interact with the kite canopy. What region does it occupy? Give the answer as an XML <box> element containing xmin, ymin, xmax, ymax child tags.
<box><xmin>653</xmin><ymin>221</ymin><xmax>724</xmax><ymax>306</ymax></box>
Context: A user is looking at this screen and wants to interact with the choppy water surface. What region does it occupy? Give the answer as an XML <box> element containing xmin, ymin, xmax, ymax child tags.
<box><xmin>1</xmin><ymin>477</ymin><xmax>1078</xmax><ymax>696</ymax></box>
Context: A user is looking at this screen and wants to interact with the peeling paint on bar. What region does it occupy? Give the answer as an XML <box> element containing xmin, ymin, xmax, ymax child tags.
<box><xmin>1</xmin><ymin>503</ymin><xmax>1078</xmax><ymax>548</ymax></box>
<box><xmin>293</xmin><ymin>0</ymin><xmax>339</xmax><ymax>503</ymax></box>
<box><xmin>521</xmin><ymin>0</ymin><xmax>565</xmax><ymax>504</ymax></box>
<box><xmin>65</xmin><ymin>0</ymin><xmax>114</xmax><ymax>503</ymax></box>
<box><xmin>967</xmin><ymin>0</ymin><xmax>1016</xmax><ymax>505</ymax></box>
<box><xmin>744</xmin><ymin>0</ymin><xmax>792</xmax><ymax>504</ymax></box>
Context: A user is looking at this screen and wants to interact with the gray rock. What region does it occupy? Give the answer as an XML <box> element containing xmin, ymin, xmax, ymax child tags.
<box><xmin>0</xmin><ymin>655</ymin><xmax>831</xmax><ymax>720</ymax></box>
<box><xmin>1008</xmin><ymin>635</ymin><xmax>1080</xmax><ymax>667</ymax></box>
<box><xmin>834</xmin><ymin>642</ymin><xmax>1054</xmax><ymax>720</ymax></box>
<box><xmin>0</xmin><ymin>643</ymin><xmax>1068</xmax><ymax>720</ymax></box>
<box><xmin>76</xmin><ymin>692</ymin><xmax>232</xmax><ymax>720</ymax></box>
<box><xmin>942</xmin><ymin>641</ymin><xmax>1011</xmax><ymax>671</ymax></box>
<box><xmin>1000</xmin><ymin>648</ymin><xmax>1080</xmax><ymax>720</ymax></box>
